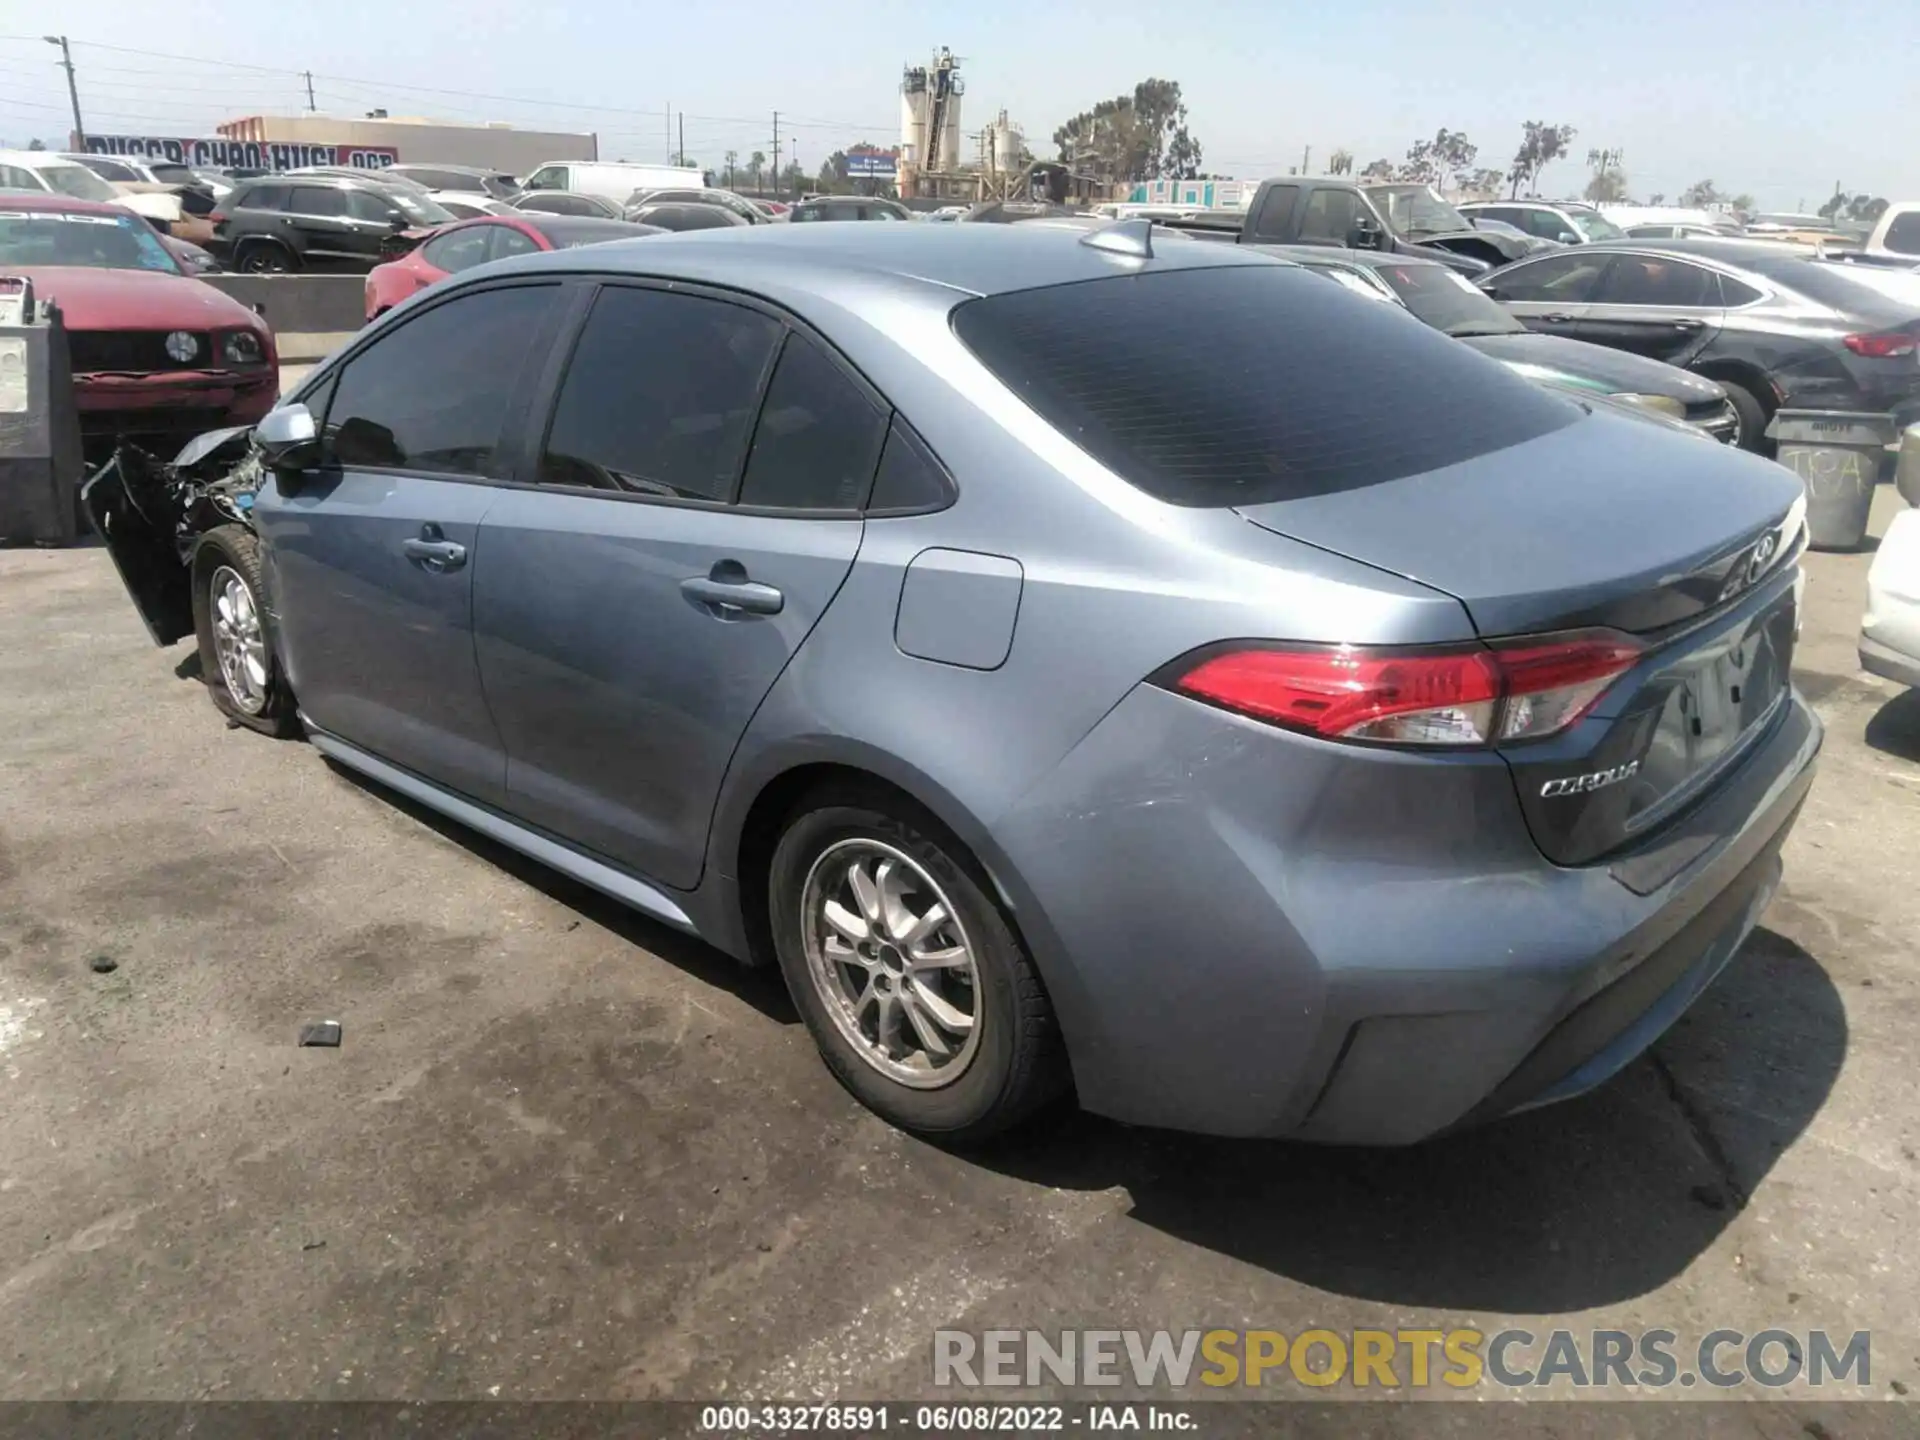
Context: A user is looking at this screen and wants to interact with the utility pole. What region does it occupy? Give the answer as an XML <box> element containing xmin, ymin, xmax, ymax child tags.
<box><xmin>665</xmin><ymin>102</ymin><xmax>671</xmax><ymax>165</ymax></box>
<box><xmin>772</xmin><ymin>111</ymin><xmax>780</xmax><ymax>199</ymax></box>
<box><xmin>1301</xmin><ymin>144</ymin><xmax>1311</xmax><ymax>175</ymax></box>
<box><xmin>302</xmin><ymin>70</ymin><xmax>316</xmax><ymax>111</ymax></box>
<box><xmin>678</xmin><ymin>113</ymin><xmax>685</xmax><ymax>168</ymax></box>
<box><xmin>43</xmin><ymin>36</ymin><xmax>85</xmax><ymax>148</ymax></box>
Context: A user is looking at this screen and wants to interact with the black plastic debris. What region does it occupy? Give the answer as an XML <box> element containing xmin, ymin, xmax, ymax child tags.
<box><xmin>298</xmin><ymin>1021</ymin><xmax>342</xmax><ymax>1048</ymax></box>
<box><xmin>89</xmin><ymin>955</ymin><xmax>118</xmax><ymax>975</ymax></box>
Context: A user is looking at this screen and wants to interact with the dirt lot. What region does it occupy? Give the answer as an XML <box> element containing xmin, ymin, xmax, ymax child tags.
<box><xmin>0</xmin><ymin>481</ymin><xmax>1915</xmax><ymax>1415</ymax></box>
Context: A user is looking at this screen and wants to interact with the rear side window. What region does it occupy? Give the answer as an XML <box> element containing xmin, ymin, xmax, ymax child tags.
<box><xmin>868</xmin><ymin>422</ymin><xmax>953</xmax><ymax>512</ymax></box>
<box><xmin>240</xmin><ymin>184</ymin><xmax>288</xmax><ymax>211</ymax></box>
<box><xmin>1250</xmin><ymin>185</ymin><xmax>1299</xmax><ymax>242</ymax></box>
<box><xmin>952</xmin><ymin>265</ymin><xmax>1575</xmax><ymax>508</ymax></box>
<box><xmin>290</xmin><ymin>186</ymin><xmax>346</xmax><ymax>217</ymax></box>
<box><xmin>538</xmin><ymin>287</ymin><xmax>782</xmax><ymax>500</ymax></box>
<box><xmin>1594</xmin><ymin>256</ymin><xmax>1717</xmax><ymax>307</ymax></box>
<box><xmin>1885</xmin><ymin>212</ymin><xmax>1920</xmax><ymax>256</ymax></box>
<box><xmin>737</xmin><ymin>334</ymin><xmax>888</xmax><ymax>510</ymax></box>
<box><xmin>327</xmin><ymin>285</ymin><xmax>560</xmax><ymax>476</ymax></box>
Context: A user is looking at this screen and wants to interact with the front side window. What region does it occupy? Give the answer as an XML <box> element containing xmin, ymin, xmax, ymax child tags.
<box><xmin>538</xmin><ymin>287</ymin><xmax>781</xmax><ymax>500</ymax></box>
<box><xmin>1484</xmin><ymin>252</ymin><xmax>1611</xmax><ymax>303</ymax></box>
<box><xmin>953</xmin><ymin>265</ymin><xmax>1574</xmax><ymax>508</ymax></box>
<box><xmin>1594</xmin><ymin>256</ymin><xmax>1717</xmax><ymax>307</ymax></box>
<box><xmin>326</xmin><ymin>285</ymin><xmax>561</xmax><ymax>476</ymax></box>
<box><xmin>1570</xmin><ymin>210</ymin><xmax>1626</xmax><ymax>241</ymax></box>
<box><xmin>523</xmin><ymin>166</ymin><xmax>567</xmax><ymax>192</ymax></box>
<box><xmin>737</xmin><ymin>333</ymin><xmax>888</xmax><ymax>510</ymax></box>
<box><xmin>1298</xmin><ymin>188</ymin><xmax>1361</xmax><ymax>242</ymax></box>
<box><xmin>421</xmin><ymin>227</ymin><xmax>494</xmax><ymax>273</ymax></box>
<box><xmin>345</xmin><ymin>189</ymin><xmax>400</xmax><ymax>223</ymax></box>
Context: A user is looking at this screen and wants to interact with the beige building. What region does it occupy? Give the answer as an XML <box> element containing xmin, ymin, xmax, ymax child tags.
<box><xmin>217</xmin><ymin>114</ymin><xmax>597</xmax><ymax>172</ymax></box>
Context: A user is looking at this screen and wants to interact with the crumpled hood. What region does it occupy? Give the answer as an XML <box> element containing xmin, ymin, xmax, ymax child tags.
<box><xmin>10</xmin><ymin>265</ymin><xmax>265</xmax><ymax>333</ymax></box>
<box><xmin>1462</xmin><ymin>331</ymin><xmax>1725</xmax><ymax>405</ymax></box>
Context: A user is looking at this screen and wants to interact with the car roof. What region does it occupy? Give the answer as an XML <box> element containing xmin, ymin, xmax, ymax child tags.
<box><xmin>0</xmin><ymin>149</ymin><xmax>97</xmax><ymax>168</ymax></box>
<box><xmin>0</xmin><ymin>192</ymin><xmax>128</xmax><ymax>215</ymax></box>
<box><xmin>483</xmin><ymin>218</ymin><xmax>1290</xmax><ymax>300</ymax></box>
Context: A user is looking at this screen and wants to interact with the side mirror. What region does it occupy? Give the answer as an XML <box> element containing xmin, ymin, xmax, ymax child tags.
<box><xmin>1557</xmin><ymin>232</ymin><xmax>1580</xmax><ymax>244</ymax></box>
<box><xmin>255</xmin><ymin>403</ymin><xmax>319</xmax><ymax>470</ymax></box>
<box><xmin>1348</xmin><ymin>216</ymin><xmax>1385</xmax><ymax>250</ymax></box>
<box><xmin>389</xmin><ymin>214</ymin><xmax>411</xmax><ymax>231</ymax></box>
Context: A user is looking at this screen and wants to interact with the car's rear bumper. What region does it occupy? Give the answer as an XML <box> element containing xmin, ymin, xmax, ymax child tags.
<box><xmin>990</xmin><ymin>683</ymin><xmax>1821</xmax><ymax>1143</ymax></box>
<box><xmin>1861</xmin><ymin>635</ymin><xmax>1920</xmax><ymax>689</ymax></box>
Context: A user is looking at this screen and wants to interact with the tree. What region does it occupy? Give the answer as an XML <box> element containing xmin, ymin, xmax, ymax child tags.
<box><xmin>1819</xmin><ymin>191</ymin><xmax>1889</xmax><ymax>223</ymax></box>
<box><xmin>1507</xmin><ymin>120</ymin><xmax>1575</xmax><ymax>198</ymax></box>
<box><xmin>27</xmin><ymin>138</ymin><xmax>46</xmax><ymax>151</ymax></box>
<box><xmin>747</xmin><ymin>150</ymin><xmax>766</xmax><ymax>189</ymax></box>
<box><xmin>779</xmin><ymin>160</ymin><xmax>805</xmax><ymax>193</ymax></box>
<box><xmin>1327</xmin><ymin>148</ymin><xmax>1353</xmax><ymax>177</ymax></box>
<box><xmin>1679</xmin><ymin>179</ymin><xmax>1721</xmax><ymax>207</ymax></box>
<box><xmin>1583</xmin><ymin>147</ymin><xmax>1625</xmax><ymax>203</ymax></box>
<box><xmin>1359</xmin><ymin>157</ymin><xmax>1395</xmax><ymax>181</ymax></box>
<box><xmin>1459</xmin><ymin>167</ymin><xmax>1508</xmax><ymax>200</ymax></box>
<box><xmin>1054</xmin><ymin>78</ymin><xmax>1202</xmax><ymax>184</ymax></box>
<box><xmin>1395</xmin><ymin>128</ymin><xmax>1476</xmax><ymax>192</ymax></box>
<box><xmin>723</xmin><ymin>149</ymin><xmax>738</xmax><ymax>187</ymax></box>
<box><xmin>1648</xmin><ymin>192</ymin><xmax>1666</xmax><ymax>205</ymax></box>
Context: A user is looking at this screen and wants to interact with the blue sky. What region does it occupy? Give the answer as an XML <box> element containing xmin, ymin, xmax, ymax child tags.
<box><xmin>5</xmin><ymin>0</ymin><xmax>1916</xmax><ymax>211</ymax></box>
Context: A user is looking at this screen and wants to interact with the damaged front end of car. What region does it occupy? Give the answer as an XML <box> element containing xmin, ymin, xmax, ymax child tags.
<box><xmin>80</xmin><ymin>425</ymin><xmax>264</xmax><ymax>646</ymax></box>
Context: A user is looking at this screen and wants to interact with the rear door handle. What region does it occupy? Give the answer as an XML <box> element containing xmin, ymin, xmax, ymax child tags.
<box><xmin>403</xmin><ymin>530</ymin><xmax>466</xmax><ymax>572</ymax></box>
<box><xmin>1539</xmin><ymin>312</ymin><xmax>1575</xmax><ymax>324</ymax></box>
<box><xmin>1669</xmin><ymin>318</ymin><xmax>1705</xmax><ymax>332</ymax></box>
<box><xmin>681</xmin><ymin>572</ymin><xmax>784</xmax><ymax>616</ymax></box>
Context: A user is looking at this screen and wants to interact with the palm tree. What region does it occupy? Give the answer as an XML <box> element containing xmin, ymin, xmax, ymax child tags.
<box><xmin>724</xmin><ymin>150</ymin><xmax>738</xmax><ymax>188</ymax></box>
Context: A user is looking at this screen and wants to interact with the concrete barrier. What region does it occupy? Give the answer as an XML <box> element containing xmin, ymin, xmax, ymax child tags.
<box><xmin>202</xmin><ymin>275</ymin><xmax>365</xmax><ymax>345</ymax></box>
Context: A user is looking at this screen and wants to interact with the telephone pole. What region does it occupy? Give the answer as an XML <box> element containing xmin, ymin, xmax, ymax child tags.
<box><xmin>772</xmin><ymin>111</ymin><xmax>781</xmax><ymax>198</ymax></box>
<box><xmin>1301</xmin><ymin>144</ymin><xmax>1311</xmax><ymax>175</ymax></box>
<box><xmin>43</xmin><ymin>36</ymin><xmax>85</xmax><ymax>148</ymax></box>
<box><xmin>665</xmin><ymin>102</ymin><xmax>671</xmax><ymax>164</ymax></box>
<box><xmin>302</xmin><ymin>70</ymin><xmax>316</xmax><ymax>111</ymax></box>
<box><xmin>678</xmin><ymin>112</ymin><xmax>685</xmax><ymax>168</ymax></box>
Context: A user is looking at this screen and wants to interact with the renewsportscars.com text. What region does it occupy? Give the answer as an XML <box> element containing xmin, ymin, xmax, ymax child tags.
<box><xmin>933</xmin><ymin>1327</ymin><xmax>1871</xmax><ymax>1390</ymax></box>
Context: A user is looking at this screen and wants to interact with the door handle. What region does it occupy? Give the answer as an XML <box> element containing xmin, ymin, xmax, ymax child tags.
<box><xmin>1539</xmin><ymin>312</ymin><xmax>1575</xmax><ymax>324</ymax></box>
<box><xmin>1669</xmin><ymin>318</ymin><xmax>1705</xmax><ymax>332</ymax></box>
<box><xmin>403</xmin><ymin>533</ymin><xmax>467</xmax><ymax>572</ymax></box>
<box><xmin>681</xmin><ymin>570</ymin><xmax>784</xmax><ymax>616</ymax></box>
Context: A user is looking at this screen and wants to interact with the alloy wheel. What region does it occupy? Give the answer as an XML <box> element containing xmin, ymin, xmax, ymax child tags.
<box><xmin>210</xmin><ymin>566</ymin><xmax>269</xmax><ymax>714</ymax></box>
<box><xmin>800</xmin><ymin>839</ymin><xmax>981</xmax><ymax>1088</ymax></box>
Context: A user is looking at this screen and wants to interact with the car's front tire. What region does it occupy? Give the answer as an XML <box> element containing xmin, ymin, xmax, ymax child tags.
<box><xmin>769</xmin><ymin>790</ymin><xmax>1065</xmax><ymax>1142</ymax></box>
<box><xmin>235</xmin><ymin>239</ymin><xmax>296</xmax><ymax>274</ymax></box>
<box><xmin>192</xmin><ymin>525</ymin><xmax>300</xmax><ymax>738</ymax></box>
<box><xmin>1718</xmin><ymin>379</ymin><xmax>1772</xmax><ymax>453</ymax></box>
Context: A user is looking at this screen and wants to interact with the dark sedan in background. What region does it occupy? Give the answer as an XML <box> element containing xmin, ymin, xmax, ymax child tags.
<box><xmin>1480</xmin><ymin>238</ymin><xmax>1920</xmax><ymax>449</ymax></box>
<box><xmin>1259</xmin><ymin>245</ymin><xmax>1739</xmax><ymax>442</ymax></box>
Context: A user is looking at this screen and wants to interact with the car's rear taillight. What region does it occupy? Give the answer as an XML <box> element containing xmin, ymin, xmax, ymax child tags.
<box><xmin>1842</xmin><ymin>331</ymin><xmax>1917</xmax><ymax>358</ymax></box>
<box><xmin>1167</xmin><ymin>632</ymin><xmax>1643</xmax><ymax>748</ymax></box>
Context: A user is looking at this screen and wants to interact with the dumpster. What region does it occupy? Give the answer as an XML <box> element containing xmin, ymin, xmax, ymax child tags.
<box><xmin>1896</xmin><ymin>422</ymin><xmax>1920</xmax><ymax>509</ymax></box>
<box><xmin>1765</xmin><ymin>409</ymin><xmax>1898</xmax><ymax>551</ymax></box>
<box><xmin>0</xmin><ymin>277</ymin><xmax>85</xmax><ymax>547</ymax></box>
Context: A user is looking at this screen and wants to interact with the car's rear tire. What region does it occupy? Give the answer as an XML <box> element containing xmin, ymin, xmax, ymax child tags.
<box><xmin>192</xmin><ymin>525</ymin><xmax>300</xmax><ymax>738</ymax></box>
<box><xmin>1717</xmin><ymin>379</ymin><xmax>1772</xmax><ymax>453</ymax></box>
<box><xmin>768</xmin><ymin>790</ymin><xmax>1065</xmax><ymax>1142</ymax></box>
<box><xmin>236</xmin><ymin>239</ymin><xmax>296</xmax><ymax>274</ymax></box>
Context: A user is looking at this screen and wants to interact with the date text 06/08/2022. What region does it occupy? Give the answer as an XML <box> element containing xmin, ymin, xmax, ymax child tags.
<box><xmin>699</xmin><ymin>1404</ymin><xmax>1196</xmax><ymax>1432</ymax></box>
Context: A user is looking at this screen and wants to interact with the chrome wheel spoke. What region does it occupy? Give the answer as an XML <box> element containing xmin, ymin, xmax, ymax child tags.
<box><xmin>822</xmin><ymin>898</ymin><xmax>870</xmax><ymax>946</ymax></box>
<box><xmin>823</xmin><ymin>934</ymin><xmax>873</xmax><ymax>973</ymax></box>
<box><xmin>897</xmin><ymin>901</ymin><xmax>948</xmax><ymax>949</ymax></box>
<box><xmin>847</xmin><ymin>860</ymin><xmax>883</xmax><ymax>929</ymax></box>
<box><xmin>908</xmin><ymin>944</ymin><xmax>968</xmax><ymax>972</ymax></box>
<box><xmin>907</xmin><ymin>977</ymin><xmax>973</xmax><ymax>1034</ymax></box>
<box><xmin>899</xmin><ymin>990</ymin><xmax>953</xmax><ymax>1060</ymax></box>
<box><xmin>873</xmin><ymin>991</ymin><xmax>904</xmax><ymax>1055</ymax></box>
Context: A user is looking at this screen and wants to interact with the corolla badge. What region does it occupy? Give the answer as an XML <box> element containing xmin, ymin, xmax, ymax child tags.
<box><xmin>1540</xmin><ymin>760</ymin><xmax>1641</xmax><ymax>798</ymax></box>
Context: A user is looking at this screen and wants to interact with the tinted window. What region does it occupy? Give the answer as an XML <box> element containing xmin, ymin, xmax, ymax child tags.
<box><xmin>1595</xmin><ymin>256</ymin><xmax>1717</xmax><ymax>307</ymax></box>
<box><xmin>85</xmin><ymin>157</ymin><xmax>139</xmax><ymax>182</ymax></box>
<box><xmin>953</xmin><ymin>266</ymin><xmax>1574</xmax><ymax>508</ymax></box>
<box><xmin>1375</xmin><ymin>263</ymin><xmax>1524</xmax><ymax>335</ymax></box>
<box><xmin>1485</xmin><ymin>252</ymin><xmax>1610</xmax><ymax>303</ymax></box>
<box><xmin>488</xmin><ymin>225</ymin><xmax>541</xmax><ymax>260</ymax></box>
<box><xmin>1521</xmin><ymin>208</ymin><xmax>1573</xmax><ymax>240</ymax></box>
<box><xmin>422</xmin><ymin>227</ymin><xmax>494</xmax><ymax>272</ymax></box>
<box><xmin>524</xmin><ymin>166</ymin><xmax>567</xmax><ymax>192</ymax></box>
<box><xmin>290</xmin><ymin>186</ymin><xmax>346</xmax><ymax>217</ymax></box>
<box><xmin>1882</xmin><ymin>212</ymin><xmax>1920</xmax><ymax>256</ymax></box>
<box><xmin>868</xmin><ymin>422</ymin><xmax>952</xmax><ymax>512</ymax></box>
<box><xmin>0</xmin><ymin>165</ymin><xmax>38</xmax><ymax>191</ymax></box>
<box><xmin>738</xmin><ymin>334</ymin><xmax>888</xmax><ymax>510</ymax></box>
<box><xmin>1298</xmin><ymin>187</ymin><xmax>1362</xmax><ymax>242</ymax></box>
<box><xmin>345</xmin><ymin>189</ymin><xmax>399</xmax><ymax>223</ymax></box>
<box><xmin>1250</xmin><ymin>184</ymin><xmax>1300</xmax><ymax>242</ymax></box>
<box><xmin>1478</xmin><ymin>207</ymin><xmax>1523</xmax><ymax>226</ymax></box>
<box><xmin>240</xmin><ymin>183</ymin><xmax>289</xmax><ymax>211</ymax></box>
<box><xmin>539</xmin><ymin>287</ymin><xmax>781</xmax><ymax>500</ymax></box>
<box><xmin>1720</xmin><ymin>275</ymin><xmax>1764</xmax><ymax>306</ymax></box>
<box><xmin>328</xmin><ymin>285</ymin><xmax>559</xmax><ymax>476</ymax></box>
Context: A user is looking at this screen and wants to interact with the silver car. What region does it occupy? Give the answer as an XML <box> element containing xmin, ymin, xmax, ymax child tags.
<box><xmin>88</xmin><ymin>222</ymin><xmax>1820</xmax><ymax>1143</ymax></box>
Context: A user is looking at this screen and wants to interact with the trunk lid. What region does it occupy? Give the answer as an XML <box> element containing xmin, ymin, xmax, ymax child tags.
<box><xmin>1235</xmin><ymin>405</ymin><xmax>1806</xmax><ymax>864</ymax></box>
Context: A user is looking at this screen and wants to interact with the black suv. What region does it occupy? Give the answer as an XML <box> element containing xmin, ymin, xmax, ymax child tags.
<box><xmin>210</xmin><ymin>175</ymin><xmax>455</xmax><ymax>273</ymax></box>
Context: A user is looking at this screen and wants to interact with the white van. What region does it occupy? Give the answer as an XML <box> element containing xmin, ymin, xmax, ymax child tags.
<box><xmin>519</xmin><ymin>161</ymin><xmax>705</xmax><ymax>207</ymax></box>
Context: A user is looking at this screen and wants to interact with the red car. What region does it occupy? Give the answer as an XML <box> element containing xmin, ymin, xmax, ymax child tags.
<box><xmin>0</xmin><ymin>194</ymin><xmax>277</xmax><ymax>461</ymax></box>
<box><xmin>363</xmin><ymin>213</ymin><xmax>661</xmax><ymax>321</ymax></box>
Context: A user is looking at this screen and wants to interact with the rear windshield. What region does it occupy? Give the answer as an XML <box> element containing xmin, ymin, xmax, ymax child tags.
<box><xmin>951</xmin><ymin>264</ymin><xmax>1576</xmax><ymax>507</ymax></box>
